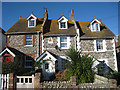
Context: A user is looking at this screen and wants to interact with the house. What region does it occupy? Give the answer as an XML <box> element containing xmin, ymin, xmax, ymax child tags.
<box><xmin>0</xmin><ymin>12</ymin><xmax>44</xmax><ymax>71</ymax></box>
<box><xmin>116</xmin><ymin>34</ymin><xmax>120</xmax><ymax>71</ymax></box>
<box><xmin>0</xmin><ymin>8</ymin><xmax>118</xmax><ymax>80</ymax></box>
<box><xmin>0</xmin><ymin>28</ymin><xmax>6</xmax><ymax>53</ymax></box>
<box><xmin>37</xmin><ymin>8</ymin><xmax>118</xmax><ymax>79</ymax></box>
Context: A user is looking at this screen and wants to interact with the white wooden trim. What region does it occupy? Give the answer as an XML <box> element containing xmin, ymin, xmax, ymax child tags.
<box><xmin>113</xmin><ymin>39</ymin><xmax>118</xmax><ymax>71</ymax></box>
<box><xmin>58</xmin><ymin>16</ymin><xmax>68</xmax><ymax>29</ymax></box>
<box><xmin>0</xmin><ymin>48</ymin><xmax>15</xmax><ymax>57</ymax></box>
<box><xmin>28</xmin><ymin>19</ymin><xmax>36</xmax><ymax>28</ymax></box>
<box><xmin>90</xmin><ymin>18</ymin><xmax>101</xmax><ymax>25</ymax></box>
<box><xmin>57</xmin><ymin>37</ymin><xmax>60</xmax><ymax>47</ymax></box>
<box><xmin>27</xmin><ymin>13</ymin><xmax>37</xmax><ymax>20</ymax></box>
<box><xmin>94</xmin><ymin>39</ymin><xmax>106</xmax><ymax>52</ymax></box>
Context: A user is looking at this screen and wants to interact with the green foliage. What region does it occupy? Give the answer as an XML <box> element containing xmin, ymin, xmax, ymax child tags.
<box><xmin>111</xmin><ymin>71</ymin><xmax>120</xmax><ymax>85</ymax></box>
<box><xmin>65</xmin><ymin>47</ymin><xmax>95</xmax><ymax>84</ymax></box>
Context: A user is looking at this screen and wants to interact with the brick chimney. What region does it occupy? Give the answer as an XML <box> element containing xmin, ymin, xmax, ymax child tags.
<box><xmin>44</xmin><ymin>8</ymin><xmax>48</xmax><ymax>20</ymax></box>
<box><xmin>70</xmin><ymin>9</ymin><xmax>74</xmax><ymax>21</ymax></box>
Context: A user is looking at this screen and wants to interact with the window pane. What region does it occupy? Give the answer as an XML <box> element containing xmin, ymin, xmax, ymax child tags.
<box><xmin>60</xmin><ymin>22</ymin><xmax>66</xmax><ymax>28</ymax></box>
<box><xmin>60</xmin><ymin>37</ymin><xmax>67</xmax><ymax>42</ymax></box>
<box><xmin>96</xmin><ymin>24</ymin><xmax>99</xmax><ymax>31</ymax></box>
<box><xmin>45</xmin><ymin>63</ymin><xmax>49</xmax><ymax>69</ymax></box>
<box><xmin>21</xmin><ymin>78</ymin><xmax>23</xmax><ymax>83</ymax></box>
<box><xmin>96</xmin><ymin>40</ymin><xmax>103</xmax><ymax>51</ymax></box>
<box><xmin>29</xmin><ymin>20</ymin><xmax>34</xmax><ymax>26</ymax></box>
<box><xmin>92</xmin><ymin>24</ymin><xmax>95</xmax><ymax>30</ymax></box>
<box><xmin>29</xmin><ymin>78</ymin><xmax>32</xmax><ymax>83</ymax></box>
<box><xmin>60</xmin><ymin>43</ymin><xmax>67</xmax><ymax>48</ymax></box>
<box><xmin>25</xmin><ymin>35</ymin><xmax>32</xmax><ymax>45</ymax></box>
<box><xmin>17</xmin><ymin>78</ymin><xmax>19</xmax><ymax>83</ymax></box>
<box><xmin>25</xmin><ymin>78</ymin><xmax>28</xmax><ymax>83</ymax></box>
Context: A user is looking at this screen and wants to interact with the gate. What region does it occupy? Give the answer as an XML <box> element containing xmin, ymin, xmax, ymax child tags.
<box><xmin>0</xmin><ymin>74</ymin><xmax>9</xmax><ymax>89</ymax></box>
<box><xmin>16</xmin><ymin>75</ymin><xmax>34</xmax><ymax>88</ymax></box>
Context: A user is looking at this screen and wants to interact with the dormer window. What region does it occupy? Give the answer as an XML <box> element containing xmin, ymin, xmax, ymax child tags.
<box><xmin>29</xmin><ymin>19</ymin><xmax>35</xmax><ymax>27</ymax></box>
<box><xmin>60</xmin><ymin>22</ymin><xmax>66</xmax><ymax>28</ymax></box>
<box><xmin>92</xmin><ymin>23</ymin><xmax>99</xmax><ymax>31</ymax></box>
<box><xmin>58</xmin><ymin>15</ymin><xmax>68</xmax><ymax>29</ymax></box>
<box><xmin>90</xmin><ymin>18</ymin><xmax>101</xmax><ymax>32</ymax></box>
<box><xmin>27</xmin><ymin>12</ymin><xmax>37</xmax><ymax>28</ymax></box>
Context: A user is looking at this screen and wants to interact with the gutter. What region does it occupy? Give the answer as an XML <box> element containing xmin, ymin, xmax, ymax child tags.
<box><xmin>80</xmin><ymin>36</ymin><xmax>115</xmax><ymax>39</ymax></box>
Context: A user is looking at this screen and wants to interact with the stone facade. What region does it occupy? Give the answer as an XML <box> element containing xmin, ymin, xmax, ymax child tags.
<box><xmin>80</xmin><ymin>39</ymin><xmax>116</xmax><ymax>71</ymax></box>
<box><xmin>43</xmin><ymin>36</ymin><xmax>76</xmax><ymax>56</ymax></box>
<box><xmin>8</xmin><ymin>34</ymin><xmax>40</xmax><ymax>60</ymax></box>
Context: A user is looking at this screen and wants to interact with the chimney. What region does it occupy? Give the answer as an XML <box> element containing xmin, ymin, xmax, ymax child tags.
<box><xmin>19</xmin><ymin>16</ymin><xmax>21</xmax><ymax>19</ymax></box>
<box><xmin>44</xmin><ymin>8</ymin><xmax>48</xmax><ymax>20</ymax></box>
<box><xmin>70</xmin><ymin>9</ymin><xmax>74</xmax><ymax>21</ymax></box>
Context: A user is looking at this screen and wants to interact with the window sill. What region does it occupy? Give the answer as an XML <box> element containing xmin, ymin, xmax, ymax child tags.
<box><xmin>24</xmin><ymin>66</ymin><xmax>32</xmax><ymax>68</ymax></box>
<box><xmin>25</xmin><ymin>45</ymin><xmax>33</xmax><ymax>47</ymax></box>
<box><xmin>60</xmin><ymin>47</ymin><xmax>69</xmax><ymax>49</ymax></box>
<box><xmin>95</xmin><ymin>50</ymin><xmax>106</xmax><ymax>52</ymax></box>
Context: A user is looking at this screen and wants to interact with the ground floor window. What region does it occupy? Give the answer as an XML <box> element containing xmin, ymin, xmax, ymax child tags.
<box><xmin>45</xmin><ymin>63</ymin><xmax>49</xmax><ymax>69</ymax></box>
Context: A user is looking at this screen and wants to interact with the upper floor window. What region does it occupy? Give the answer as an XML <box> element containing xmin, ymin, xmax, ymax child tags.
<box><xmin>60</xmin><ymin>22</ymin><xmax>66</xmax><ymax>28</ymax></box>
<box><xmin>96</xmin><ymin>40</ymin><xmax>103</xmax><ymax>51</ymax></box>
<box><xmin>60</xmin><ymin>37</ymin><xmax>67</xmax><ymax>48</ymax></box>
<box><xmin>58</xmin><ymin>37</ymin><xmax>70</xmax><ymax>49</ymax></box>
<box><xmin>95</xmin><ymin>39</ymin><xmax>106</xmax><ymax>52</ymax></box>
<box><xmin>90</xmin><ymin>18</ymin><xmax>101</xmax><ymax>32</ymax></box>
<box><xmin>25</xmin><ymin>35</ymin><xmax>32</xmax><ymax>46</ymax></box>
<box><xmin>92</xmin><ymin>23</ymin><xmax>99</xmax><ymax>31</ymax></box>
<box><xmin>58</xmin><ymin>15</ymin><xmax>68</xmax><ymax>29</ymax></box>
<box><xmin>27</xmin><ymin>12</ymin><xmax>37</xmax><ymax>28</ymax></box>
<box><xmin>29</xmin><ymin>20</ymin><xmax>35</xmax><ymax>27</ymax></box>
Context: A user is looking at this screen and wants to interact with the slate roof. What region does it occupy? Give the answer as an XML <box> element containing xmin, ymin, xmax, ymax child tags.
<box><xmin>77</xmin><ymin>21</ymin><xmax>115</xmax><ymax>38</ymax></box>
<box><xmin>6</xmin><ymin>17</ymin><xmax>44</xmax><ymax>34</ymax></box>
<box><xmin>43</xmin><ymin>19</ymin><xmax>76</xmax><ymax>36</ymax></box>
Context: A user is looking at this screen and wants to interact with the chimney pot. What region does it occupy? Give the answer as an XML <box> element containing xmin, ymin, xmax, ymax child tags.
<box><xmin>71</xmin><ymin>9</ymin><xmax>73</xmax><ymax>14</ymax></box>
<box><xmin>45</xmin><ymin>8</ymin><xmax>47</xmax><ymax>12</ymax></box>
<box><xmin>20</xmin><ymin>16</ymin><xmax>21</xmax><ymax>19</ymax></box>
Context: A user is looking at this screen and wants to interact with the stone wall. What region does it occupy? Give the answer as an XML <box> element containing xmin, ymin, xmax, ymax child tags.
<box><xmin>8</xmin><ymin>34</ymin><xmax>40</xmax><ymax>60</ymax></box>
<box><xmin>80</xmin><ymin>39</ymin><xmax>116</xmax><ymax>71</ymax></box>
<box><xmin>43</xmin><ymin>36</ymin><xmax>75</xmax><ymax>56</ymax></box>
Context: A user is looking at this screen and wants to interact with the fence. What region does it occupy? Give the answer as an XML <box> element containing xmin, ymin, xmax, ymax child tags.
<box><xmin>0</xmin><ymin>74</ymin><xmax>9</xmax><ymax>89</ymax></box>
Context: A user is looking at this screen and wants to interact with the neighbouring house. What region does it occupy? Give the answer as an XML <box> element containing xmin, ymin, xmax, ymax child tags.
<box><xmin>0</xmin><ymin>8</ymin><xmax>118</xmax><ymax>80</ymax></box>
<box><xmin>116</xmin><ymin>34</ymin><xmax>120</xmax><ymax>71</ymax></box>
<box><xmin>0</xmin><ymin>12</ymin><xmax>44</xmax><ymax>72</ymax></box>
<box><xmin>0</xmin><ymin>28</ymin><xmax>6</xmax><ymax>53</ymax></box>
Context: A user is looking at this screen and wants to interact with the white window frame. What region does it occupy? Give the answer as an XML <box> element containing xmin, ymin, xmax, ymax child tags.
<box><xmin>58</xmin><ymin>37</ymin><xmax>70</xmax><ymax>49</ymax></box>
<box><xmin>28</xmin><ymin>19</ymin><xmax>36</xmax><ymax>28</ymax></box>
<box><xmin>91</xmin><ymin>23</ymin><xmax>100</xmax><ymax>32</ymax></box>
<box><xmin>58</xmin><ymin>16</ymin><xmax>68</xmax><ymax>29</ymax></box>
<box><xmin>24</xmin><ymin>55</ymin><xmax>33</xmax><ymax>68</ymax></box>
<box><xmin>25</xmin><ymin>35</ymin><xmax>33</xmax><ymax>46</ymax></box>
<box><xmin>94</xmin><ymin>39</ymin><xmax>106</xmax><ymax>52</ymax></box>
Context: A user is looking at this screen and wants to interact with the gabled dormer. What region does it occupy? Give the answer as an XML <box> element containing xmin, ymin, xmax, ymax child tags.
<box><xmin>58</xmin><ymin>14</ymin><xmax>68</xmax><ymax>29</ymax></box>
<box><xmin>27</xmin><ymin>12</ymin><xmax>37</xmax><ymax>28</ymax></box>
<box><xmin>89</xmin><ymin>16</ymin><xmax>101</xmax><ymax>32</ymax></box>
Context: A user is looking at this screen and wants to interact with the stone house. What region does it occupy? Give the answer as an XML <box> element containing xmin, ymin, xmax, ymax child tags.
<box><xmin>116</xmin><ymin>34</ymin><xmax>120</xmax><ymax>71</ymax></box>
<box><xmin>0</xmin><ymin>8</ymin><xmax>118</xmax><ymax>79</ymax></box>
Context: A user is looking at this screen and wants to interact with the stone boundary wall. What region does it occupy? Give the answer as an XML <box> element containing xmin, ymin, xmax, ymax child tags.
<box><xmin>8</xmin><ymin>73</ymin><xmax>117</xmax><ymax>88</ymax></box>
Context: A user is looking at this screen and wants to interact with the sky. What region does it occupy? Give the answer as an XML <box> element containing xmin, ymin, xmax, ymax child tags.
<box><xmin>2</xmin><ymin>2</ymin><xmax>119</xmax><ymax>35</ymax></box>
